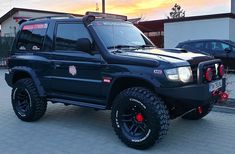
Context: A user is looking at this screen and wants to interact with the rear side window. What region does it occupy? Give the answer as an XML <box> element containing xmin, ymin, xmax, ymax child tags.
<box><xmin>211</xmin><ymin>41</ymin><xmax>230</xmax><ymax>51</ymax></box>
<box><xmin>17</xmin><ymin>23</ymin><xmax>48</xmax><ymax>51</ymax></box>
<box><xmin>55</xmin><ymin>23</ymin><xmax>92</xmax><ymax>51</ymax></box>
<box><xmin>191</xmin><ymin>42</ymin><xmax>205</xmax><ymax>50</ymax></box>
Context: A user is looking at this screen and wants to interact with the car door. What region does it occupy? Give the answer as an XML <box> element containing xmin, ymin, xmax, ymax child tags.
<box><xmin>187</xmin><ymin>41</ymin><xmax>211</xmax><ymax>55</ymax></box>
<box><xmin>209</xmin><ymin>41</ymin><xmax>233</xmax><ymax>69</ymax></box>
<box><xmin>46</xmin><ymin>22</ymin><xmax>105</xmax><ymax>102</ymax></box>
<box><xmin>230</xmin><ymin>45</ymin><xmax>235</xmax><ymax>70</ymax></box>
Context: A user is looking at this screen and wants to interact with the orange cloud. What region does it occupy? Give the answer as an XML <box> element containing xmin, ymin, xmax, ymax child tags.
<box><xmin>1</xmin><ymin>0</ymin><xmax>230</xmax><ymax>20</ymax></box>
<box><xmin>68</xmin><ymin>0</ymin><xmax>229</xmax><ymax>20</ymax></box>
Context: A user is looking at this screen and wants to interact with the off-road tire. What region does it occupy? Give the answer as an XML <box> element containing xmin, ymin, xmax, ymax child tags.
<box><xmin>111</xmin><ymin>87</ymin><xmax>169</xmax><ymax>150</ymax></box>
<box><xmin>182</xmin><ymin>103</ymin><xmax>213</xmax><ymax>120</ymax></box>
<box><xmin>12</xmin><ymin>78</ymin><xmax>47</xmax><ymax>122</ymax></box>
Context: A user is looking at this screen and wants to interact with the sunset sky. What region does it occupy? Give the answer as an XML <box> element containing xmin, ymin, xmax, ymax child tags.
<box><xmin>0</xmin><ymin>0</ymin><xmax>231</xmax><ymax>20</ymax></box>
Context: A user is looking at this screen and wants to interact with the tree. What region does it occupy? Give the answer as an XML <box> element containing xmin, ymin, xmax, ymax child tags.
<box><xmin>167</xmin><ymin>3</ymin><xmax>185</xmax><ymax>19</ymax></box>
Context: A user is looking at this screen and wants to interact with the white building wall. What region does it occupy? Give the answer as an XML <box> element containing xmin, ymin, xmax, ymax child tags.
<box><xmin>1</xmin><ymin>11</ymin><xmax>64</xmax><ymax>37</ymax></box>
<box><xmin>1</xmin><ymin>15</ymin><xmax>18</xmax><ymax>37</ymax></box>
<box><xmin>164</xmin><ymin>18</ymin><xmax>230</xmax><ymax>48</ymax></box>
<box><xmin>232</xmin><ymin>0</ymin><xmax>235</xmax><ymax>13</ymax></box>
<box><xmin>229</xmin><ymin>18</ymin><xmax>235</xmax><ymax>41</ymax></box>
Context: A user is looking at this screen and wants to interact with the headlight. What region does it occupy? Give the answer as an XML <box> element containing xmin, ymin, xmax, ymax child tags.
<box><xmin>178</xmin><ymin>67</ymin><xmax>193</xmax><ymax>83</ymax></box>
<box><xmin>164</xmin><ymin>67</ymin><xmax>192</xmax><ymax>83</ymax></box>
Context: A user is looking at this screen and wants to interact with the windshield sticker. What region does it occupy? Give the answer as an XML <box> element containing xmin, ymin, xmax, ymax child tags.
<box><xmin>93</xmin><ymin>21</ymin><xmax>130</xmax><ymax>26</ymax></box>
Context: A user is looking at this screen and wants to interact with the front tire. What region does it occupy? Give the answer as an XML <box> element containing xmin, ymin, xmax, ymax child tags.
<box><xmin>12</xmin><ymin>78</ymin><xmax>47</xmax><ymax>122</ymax></box>
<box><xmin>181</xmin><ymin>103</ymin><xmax>213</xmax><ymax>120</ymax></box>
<box><xmin>111</xmin><ymin>87</ymin><xmax>169</xmax><ymax>149</ymax></box>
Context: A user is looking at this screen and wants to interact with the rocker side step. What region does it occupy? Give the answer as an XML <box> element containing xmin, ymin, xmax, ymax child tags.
<box><xmin>48</xmin><ymin>98</ymin><xmax>106</xmax><ymax>110</ymax></box>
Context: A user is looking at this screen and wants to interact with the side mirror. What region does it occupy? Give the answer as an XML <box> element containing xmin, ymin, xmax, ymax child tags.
<box><xmin>224</xmin><ymin>47</ymin><xmax>232</xmax><ymax>53</ymax></box>
<box><xmin>76</xmin><ymin>38</ymin><xmax>92</xmax><ymax>52</ymax></box>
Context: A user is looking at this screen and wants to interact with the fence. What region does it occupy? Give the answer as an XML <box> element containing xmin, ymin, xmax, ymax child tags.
<box><xmin>0</xmin><ymin>58</ymin><xmax>7</xmax><ymax>67</ymax></box>
<box><xmin>0</xmin><ymin>37</ymin><xmax>14</xmax><ymax>67</ymax></box>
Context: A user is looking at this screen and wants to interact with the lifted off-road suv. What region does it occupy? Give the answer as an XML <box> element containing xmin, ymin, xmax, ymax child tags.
<box><xmin>5</xmin><ymin>12</ymin><xmax>228</xmax><ymax>149</ymax></box>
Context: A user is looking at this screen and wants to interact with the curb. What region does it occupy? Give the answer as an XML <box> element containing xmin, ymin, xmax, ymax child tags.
<box><xmin>213</xmin><ymin>105</ymin><xmax>235</xmax><ymax>114</ymax></box>
<box><xmin>213</xmin><ymin>98</ymin><xmax>235</xmax><ymax>114</ymax></box>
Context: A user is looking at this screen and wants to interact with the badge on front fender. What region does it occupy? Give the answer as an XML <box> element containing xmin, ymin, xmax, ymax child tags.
<box><xmin>69</xmin><ymin>65</ymin><xmax>77</xmax><ymax>76</ymax></box>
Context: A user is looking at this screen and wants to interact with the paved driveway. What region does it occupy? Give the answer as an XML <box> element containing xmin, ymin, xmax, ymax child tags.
<box><xmin>0</xmin><ymin>69</ymin><xmax>235</xmax><ymax>154</ymax></box>
<box><xmin>226</xmin><ymin>73</ymin><xmax>235</xmax><ymax>99</ymax></box>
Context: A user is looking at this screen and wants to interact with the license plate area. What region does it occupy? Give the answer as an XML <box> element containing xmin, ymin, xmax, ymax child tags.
<box><xmin>209</xmin><ymin>79</ymin><xmax>222</xmax><ymax>92</ymax></box>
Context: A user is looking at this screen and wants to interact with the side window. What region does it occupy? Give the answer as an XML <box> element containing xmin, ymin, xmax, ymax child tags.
<box><xmin>55</xmin><ymin>23</ymin><xmax>93</xmax><ymax>52</ymax></box>
<box><xmin>17</xmin><ymin>23</ymin><xmax>48</xmax><ymax>51</ymax></box>
<box><xmin>211</xmin><ymin>41</ymin><xmax>230</xmax><ymax>51</ymax></box>
<box><xmin>191</xmin><ymin>42</ymin><xmax>205</xmax><ymax>50</ymax></box>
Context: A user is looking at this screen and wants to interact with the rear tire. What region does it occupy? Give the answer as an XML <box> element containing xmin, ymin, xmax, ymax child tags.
<box><xmin>181</xmin><ymin>103</ymin><xmax>213</xmax><ymax>120</ymax></box>
<box><xmin>111</xmin><ymin>87</ymin><xmax>169</xmax><ymax>149</ymax></box>
<box><xmin>12</xmin><ymin>78</ymin><xmax>47</xmax><ymax>122</ymax></box>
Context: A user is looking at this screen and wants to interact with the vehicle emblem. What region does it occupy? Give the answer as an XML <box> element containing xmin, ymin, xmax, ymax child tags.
<box><xmin>154</xmin><ymin>69</ymin><xmax>163</xmax><ymax>75</ymax></box>
<box><xmin>69</xmin><ymin>65</ymin><xmax>77</xmax><ymax>76</ymax></box>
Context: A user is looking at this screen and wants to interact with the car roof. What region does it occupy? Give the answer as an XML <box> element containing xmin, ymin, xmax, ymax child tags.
<box><xmin>180</xmin><ymin>39</ymin><xmax>232</xmax><ymax>44</ymax></box>
<box><xmin>20</xmin><ymin>16</ymin><xmax>127</xmax><ymax>26</ymax></box>
<box><xmin>178</xmin><ymin>39</ymin><xmax>235</xmax><ymax>47</ymax></box>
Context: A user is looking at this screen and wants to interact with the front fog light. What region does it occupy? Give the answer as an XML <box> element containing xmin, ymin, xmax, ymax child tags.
<box><xmin>178</xmin><ymin>67</ymin><xmax>192</xmax><ymax>83</ymax></box>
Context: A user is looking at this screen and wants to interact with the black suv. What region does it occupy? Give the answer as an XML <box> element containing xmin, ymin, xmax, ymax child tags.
<box><xmin>5</xmin><ymin>12</ymin><xmax>227</xmax><ymax>149</ymax></box>
<box><xmin>176</xmin><ymin>39</ymin><xmax>235</xmax><ymax>70</ymax></box>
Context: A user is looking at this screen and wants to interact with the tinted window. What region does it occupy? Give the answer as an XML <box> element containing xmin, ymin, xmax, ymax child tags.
<box><xmin>210</xmin><ymin>41</ymin><xmax>230</xmax><ymax>51</ymax></box>
<box><xmin>191</xmin><ymin>42</ymin><xmax>205</xmax><ymax>50</ymax></box>
<box><xmin>93</xmin><ymin>21</ymin><xmax>153</xmax><ymax>49</ymax></box>
<box><xmin>55</xmin><ymin>23</ymin><xmax>92</xmax><ymax>51</ymax></box>
<box><xmin>17</xmin><ymin>23</ymin><xmax>48</xmax><ymax>51</ymax></box>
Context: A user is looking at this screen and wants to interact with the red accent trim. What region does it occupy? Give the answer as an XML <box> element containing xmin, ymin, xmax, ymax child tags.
<box><xmin>219</xmin><ymin>92</ymin><xmax>229</xmax><ymax>103</ymax></box>
<box><xmin>205</xmin><ymin>67</ymin><xmax>213</xmax><ymax>81</ymax></box>
<box><xmin>219</xmin><ymin>64</ymin><xmax>225</xmax><ymax>77</ymax></box>
<box><xmin>136</xmin><ymin>113</ymin><xmax>144</xmax><ymax>122</ymax></box>
<box><xmin>198</xmin><ymin>106</ymin><xmax>203</xmax><ymax>114</ymax></box>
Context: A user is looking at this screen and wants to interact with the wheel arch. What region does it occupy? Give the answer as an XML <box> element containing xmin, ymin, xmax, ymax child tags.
<box><xmin>106</xmin><ymin>76</ymin><xmax>158</xmax><ymax>109</ymax></box>
<box><xmin>10</xmin><ymin>67</ymin><xmax>46</xmax><ymax>97</ymax></box>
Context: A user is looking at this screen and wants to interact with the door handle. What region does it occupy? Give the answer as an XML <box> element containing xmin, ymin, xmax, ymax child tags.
<box><xmin>55</xmin><ymin>64</ymin><xmax>61</xmax><ymax>68</ymax></box>
<box><xmin>53</xmin><ymin>62</ymin><xmax>62</xmax><ymax>68</ymax></box>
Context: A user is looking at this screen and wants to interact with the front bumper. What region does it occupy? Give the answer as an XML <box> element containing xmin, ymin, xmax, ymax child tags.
<box><xmin>156</xmin><ymin>78</ymin><xmax>226</xmax><ymax>105</ymax></box>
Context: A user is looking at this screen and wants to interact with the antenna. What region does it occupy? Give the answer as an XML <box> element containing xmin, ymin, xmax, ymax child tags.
<box><xmin>96</xmin><ymin>3</ymin><xmax>99</xmax><ymax>12</ymax></box>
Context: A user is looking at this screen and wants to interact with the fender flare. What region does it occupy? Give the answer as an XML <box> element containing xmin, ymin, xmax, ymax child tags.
<box><xmin>9</xmin><ymin>66</ymin><xmax>46</xmax><ymax>97</ymax></box>
<box><xmin>105</xmin><ymin>73</ymin><xmax>161</xmax><ymax>108</ymax></box>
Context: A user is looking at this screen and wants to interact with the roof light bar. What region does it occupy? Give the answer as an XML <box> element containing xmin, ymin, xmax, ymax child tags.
<box><xmin>85</xmin><ymin>11</ymin><xmax>127</xmax><ymax>21</ymax></box>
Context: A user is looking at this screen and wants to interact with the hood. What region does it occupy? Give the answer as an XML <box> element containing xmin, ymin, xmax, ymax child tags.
<box><xmin>115</xmin><ymin>48</ymin><xmax>214</xmax><ymax>67</ymax></box>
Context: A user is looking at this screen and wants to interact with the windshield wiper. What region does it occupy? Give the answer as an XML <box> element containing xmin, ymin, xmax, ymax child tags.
<box><xmin>136</xmin><ymin>45</ymin><xmax>155</xmax><ymax>49</ymax></box>
<box><xmin>107</xmin><ymin>45</ymin><xmax>138</xmax><ymax>49</ymax></box>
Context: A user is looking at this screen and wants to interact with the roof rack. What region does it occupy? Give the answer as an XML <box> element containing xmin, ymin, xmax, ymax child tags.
<box><xmin>85</xmin><ymin>11</ymin><xmax>127</xmax><ymax>21</ymax></box>
<box><xmin>18</xmin><ymin>14</ymin><xmax>76</xmax><ymax>25</ymax></box>
<box><xmin>28</xmin><ymin>14</ymin><xmax>76</xmax><ymax>21</ymax></box>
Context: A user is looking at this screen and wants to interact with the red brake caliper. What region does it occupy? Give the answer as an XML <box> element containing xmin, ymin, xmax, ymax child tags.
<box><xmin>136</xmin><ymin>113</ymin><xmax>144</xmax><ymax>122</ymax></box>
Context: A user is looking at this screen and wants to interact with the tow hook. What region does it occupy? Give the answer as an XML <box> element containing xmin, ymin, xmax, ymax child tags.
<box><xmin>198</xmin><ymin>106</ymin><xmax>203</xmax><ymax>114</ymax></box>
<box><xmin>212</xmin><ymin>91</ymin><xmax>229</xmax><ymax>103</ymax></box>
<box><xmin>219</xmin><ymin>91</ymin><xmax>229</xmax><ymax>103</ymax></box>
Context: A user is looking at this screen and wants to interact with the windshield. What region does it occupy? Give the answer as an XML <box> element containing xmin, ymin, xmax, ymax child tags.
<box><xmin>92</xmin><ymin>20</ymin><xmax>155</xmax><ymax>50</ymax></box>
<box><xmin>227</xmin><ymin>40</ymin><xmax>235</xmax><ymax>46</ymax></box>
